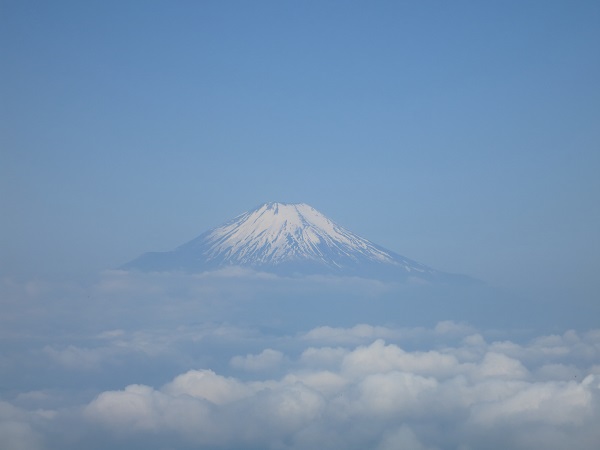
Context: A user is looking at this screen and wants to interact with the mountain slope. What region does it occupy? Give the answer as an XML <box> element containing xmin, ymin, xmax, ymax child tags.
<box><xmin>122</xmin><ymin>202</ymin><xmax>471</xmax><ymax>283</ymax></box>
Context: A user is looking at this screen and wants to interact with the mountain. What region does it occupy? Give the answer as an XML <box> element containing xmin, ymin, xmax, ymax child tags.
<box><xmin>122</xmin><ymin>202</ymin><xmax>472</xmax><ymax>283</ymax></box>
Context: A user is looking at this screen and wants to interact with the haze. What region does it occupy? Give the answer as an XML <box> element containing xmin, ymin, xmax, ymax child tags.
<box><xmin>1</xmin><ymin>1</ymin><xmax>600</xmax><ymax>449</ymax></box>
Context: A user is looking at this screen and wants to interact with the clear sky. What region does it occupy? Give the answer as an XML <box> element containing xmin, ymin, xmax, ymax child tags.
<box><xmin>2</xmin><ymin>1</ymin><xmax>599</xmax><ymax>302</ymax></box>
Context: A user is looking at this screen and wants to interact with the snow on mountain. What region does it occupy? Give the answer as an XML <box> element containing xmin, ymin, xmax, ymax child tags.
<box><xmin>194</xmin><ymin>202</ymin><xmax>403</xmax><ymax>267</ymax></box>
<box><xmin>123</xmin><ymin>202</ymin><xmax>469</xmax><ymax>283</ymax></box>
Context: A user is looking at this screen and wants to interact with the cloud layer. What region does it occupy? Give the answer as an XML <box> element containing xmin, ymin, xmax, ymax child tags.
<box><xmin>5</xmin><ymin>322</ymin><xmax>600</xmax><ymax>450</ymax></box>
<box><xmin>81</xmin><ymin>331</ymin><xmax>600</xmax><ymax>450</ymax></box>
<box><xmin>2</xmin><ymin>274</ymin><xmax>600</xmax><ymax>449</ymax></box>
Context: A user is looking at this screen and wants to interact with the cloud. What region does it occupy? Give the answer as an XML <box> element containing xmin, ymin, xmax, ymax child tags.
<box><xmin>434</xmin><ymin>320</ymin><xmax>476</xmax><ymax>336</ymax></box>
<box><xmin>340</xmin><ymin>339</ymin><xmax>459</xmax><ymax>378</ymax></box>
<box><xmin>301</xmin><ymin>324</ymin><xmax>404</xmax><ymax>344</ymax></box>
<box><xmin>77</xmin><ymin>328</ymin><xmax>600</xmax><ymax>450</ymax></box>
<box><xmin>230</xmin><ymin>349</ymin><xmax>285</xmax><ymax>372</ymax></box>
<box><xmin>84</xmin><ymin>373</ymin><xmax>325</xmax><ymax>448</ymax></box>
<box><xmin>0</xmin><ymin>402</ymin><xmax>44</xmax><ymax>450</ymax></box>
<box><xmin>2</xmin><ymin>276</ymin><xmax>600</xmax><ymax>450</ymax></box>
<box><xmin>377</xmin><ymin>425</ymin><xmax>434</xmax><ymax>450</ymax></box>
<box><xmin>43</xmin><ymin>345</ymin><xmax>113</xmax><ymax>370</ymax></box>
<box><xmin>299</xmin><ymin>346</ymin><xmax>348</xmax><ymax>368</ymax></box>
<box><xmin>163</xmin><ymin>370</ymin><xmax>253</xmax><ymax>404</ymax></box>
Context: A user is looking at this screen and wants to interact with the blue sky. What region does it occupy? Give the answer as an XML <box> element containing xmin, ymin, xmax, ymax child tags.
<box><xmin>2</xmin><ymin>1</ymin><xmax>600</xmax><ymax>302</ymax></box>
<box><xmin>2</xmin><ymin>3</ymin><xmax>600</xmax><ymax>448</ymax></box>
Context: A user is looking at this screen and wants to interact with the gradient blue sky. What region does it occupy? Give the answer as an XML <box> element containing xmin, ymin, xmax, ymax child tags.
<box><xmin>2</xmin><ymin>1</ymin><xmax>599</xmax><ymax>302</ymax></box>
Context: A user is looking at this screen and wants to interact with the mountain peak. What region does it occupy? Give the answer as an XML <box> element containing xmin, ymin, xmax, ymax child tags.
<box><xmin>192</xmin><ymin>202</ymin><xmax>397</xmax><ymax>267</ymax></box>
<box><xmin>123</xmin><ymin>202</ymin><xmax>470</xmax><ymax>283</ymax></box>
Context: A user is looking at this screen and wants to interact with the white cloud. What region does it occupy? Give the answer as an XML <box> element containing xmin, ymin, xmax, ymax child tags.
<box><xmin>230</xmin><ymin>349</ymin><xmax>285</xmax><ymax>372</ymax></box>
<box><xmin>0</xmin><ymin>402</ymin><xmax>44</xmax><ymax>450</ymax></box>
<box><xmin>163</xmin><ymin>370</ymin><xmax>253</xmax><ymax>404</ymax></box>
<box><xmin>283</xmin><ymin>370</ymin><xmax>348</xmax><ymax>397</ymax></box>
<box><xmin>77</xmin><ymin>327</ymin><xmax>600</xmax><ymax>450</ymax></box>
<box><xmin>301</xmin><ymin>324</ymin><xmax>404</xmax><ymax>344</ymax></box>
<box><xmin>434</xmin><ymin>320</ymin><xmax>475</xmax><ymax>336</ymax></box>
<box><xmin>352</xmin><ymin>371</ymin><xmax>438</xmax><ymax>416</ymax></box>
<box><xmin>3</xmin><ymin>275</ymin><xmax>600</xmax><ymax>450</ymax></box>
<box><xmin>471</xmin><ymin>375</ymin><xmax>596</xmax><ymax>427</ymax></box>
<box><xmin>474</xmin><ymin>352</ymin><xmax>529</xmax><ymax>380</ymax></box>
<box><xmin>341</xmin><ymin>339</ymin><xmax>459</xmax><ymax>378</ymax></box>
<box><xmin>299</xmin><ymin>346</ymin><xmax>348</xmax><ymax>368</ymax></box>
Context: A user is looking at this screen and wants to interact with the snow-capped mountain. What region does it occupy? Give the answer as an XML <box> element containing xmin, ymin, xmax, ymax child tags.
<box><xmin>123</xmin><ymin>202</ymin><xmax>470</xmax><ymax>283</ymax></box>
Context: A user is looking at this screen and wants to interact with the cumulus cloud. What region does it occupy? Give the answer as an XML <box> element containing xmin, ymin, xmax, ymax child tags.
<box><xmin>230</xmin><ymin>349</ymin><xmax>285</xmax><ymax>372</ymax></box>
<box><xmin>77</xmin><ymin>328</ymin><xmax>600</xmax><ymax>450</ymax></box>
<box><xmin>2</xmin><ymin>276</ymin><xmax>600</xmax><ymax>450</ymax></box>
<box><xmin>85</xmin><ymin>371</ymin><xmax>325</xmax><ymax>448</ymax></box>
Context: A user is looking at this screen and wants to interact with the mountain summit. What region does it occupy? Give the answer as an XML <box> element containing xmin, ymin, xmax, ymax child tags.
<box><xmin>123</xmin><ymin>202</ymin><xmax>468</xmax><ymax>283</ymax></box>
